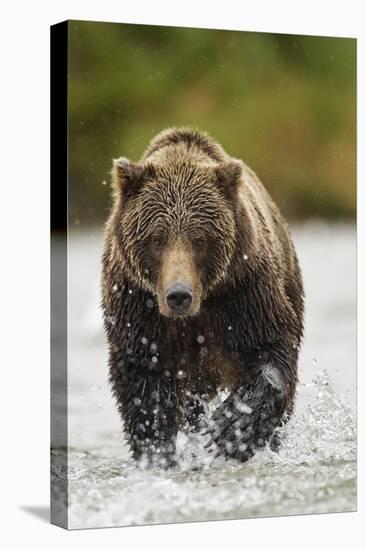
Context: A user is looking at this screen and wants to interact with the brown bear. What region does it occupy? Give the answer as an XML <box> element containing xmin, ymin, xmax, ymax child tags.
<box><xmin>101</xmin><ymin>127</ymin><xmax>304</xmax><ymax>468</ymax></box>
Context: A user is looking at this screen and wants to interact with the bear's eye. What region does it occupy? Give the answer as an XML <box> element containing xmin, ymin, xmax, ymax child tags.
<box><xmin>192</xmin><ymin>237</ymin><xmax>205</xmax><ymax>250</ymax></box>
<box><xmin>152</xmin><ymin>236</ymin><xmax>163</xmax><ymax>249</ymax></box>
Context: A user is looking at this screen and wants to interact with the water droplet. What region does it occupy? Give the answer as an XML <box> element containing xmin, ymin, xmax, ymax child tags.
<box><xmin>197</xmin><ymin>335</ymin><xmax>205</xmax><ymax>344</ymax></box>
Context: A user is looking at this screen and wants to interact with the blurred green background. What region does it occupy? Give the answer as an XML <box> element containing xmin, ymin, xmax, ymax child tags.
<box><xmin>68</xmin><ymin>20</ymin><xmax>356</xmax><ymax>225</ymax></box>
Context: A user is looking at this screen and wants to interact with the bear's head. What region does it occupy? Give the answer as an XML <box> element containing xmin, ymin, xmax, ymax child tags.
<box><xmin>111</xmin><ymin>153</ymin><xmax>244</xmax><ymax>318</ymax></box>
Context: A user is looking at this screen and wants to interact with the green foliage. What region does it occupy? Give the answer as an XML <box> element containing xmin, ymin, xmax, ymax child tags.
<box><xmin>67</xmin><ymin>21</ymin><xmax>356</xmax><ymax>224</ymax></box>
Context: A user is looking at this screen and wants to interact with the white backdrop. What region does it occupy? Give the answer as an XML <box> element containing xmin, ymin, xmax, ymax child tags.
<box><xmin>0</xmin><ymin>0</ymin><xmax>364</xmax><ymax>548</ymax></box>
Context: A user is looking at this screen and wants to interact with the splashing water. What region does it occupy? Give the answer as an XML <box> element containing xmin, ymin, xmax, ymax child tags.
<box><xmin>53</xmin><ymin>369</ymin><xmax>356</xmax><ymax>529</ymax></box>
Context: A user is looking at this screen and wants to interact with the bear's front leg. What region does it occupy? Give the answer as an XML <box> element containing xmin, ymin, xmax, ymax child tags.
<box><xmin>184</xmin><ymin>392</ymin><xmax>207</xmax><ymax>433</ymax></box>
<box><xmin>110</xmin><ymin>352</ymin><xmax>183</xmax><ymax>468</ymax></box>
<box><xmin>204</xmin><ymin>347</ymin><xmax>296</xmax><ymax>462</ymax></box>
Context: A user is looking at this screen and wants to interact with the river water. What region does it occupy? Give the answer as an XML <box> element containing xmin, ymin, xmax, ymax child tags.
<box><xmin>57</xmin><ymin>222</ymin><xmax>356</xmax><ymax>529</ymax></box>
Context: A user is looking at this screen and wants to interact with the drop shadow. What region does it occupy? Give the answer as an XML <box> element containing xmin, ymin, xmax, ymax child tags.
<box><xmin>21</xmin><ymin>505</ymin><xmax>50</xmax><ymax>523</ymax></box>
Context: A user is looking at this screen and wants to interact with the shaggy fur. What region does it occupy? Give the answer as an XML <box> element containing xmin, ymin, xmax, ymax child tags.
<box><xmin>101</xmin><ymin>127</ymin><xmax>304</xmax><ymax>467</ymax></box>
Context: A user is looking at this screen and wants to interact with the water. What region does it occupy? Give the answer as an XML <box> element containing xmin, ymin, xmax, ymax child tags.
<box><xmin>56</xmin><ymin>222</ymin><xmax>356</xmax><ymax>529</ymax></box>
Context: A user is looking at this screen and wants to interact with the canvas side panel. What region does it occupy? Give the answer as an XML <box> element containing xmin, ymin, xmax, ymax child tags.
<box><xmin>50</xmin><ymin>20</ymin><xmax>68</xmax><ymax>530</ymax></box>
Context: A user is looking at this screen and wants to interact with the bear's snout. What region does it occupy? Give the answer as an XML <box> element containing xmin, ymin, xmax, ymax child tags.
<box><xmin>165</xmin><ymin>282</ymin><xmax>193</xmax><ymax>315</ymax></box>
<box><xmin>156</xmin><ymin>242</ymin><xmax>202</xmax><ymax>318</ymax></box>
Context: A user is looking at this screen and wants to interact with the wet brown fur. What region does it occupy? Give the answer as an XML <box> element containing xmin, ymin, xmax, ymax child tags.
<box><xmin>101</xmin><ymin>127</ymin><xmax>304</xmax><ymax>465</ymax></box>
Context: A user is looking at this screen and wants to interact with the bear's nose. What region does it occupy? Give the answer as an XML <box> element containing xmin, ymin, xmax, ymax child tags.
<box><xmin>166</xmin><ymin>283</ymin><xmax>193</xmax><ymax>314</ymax></box>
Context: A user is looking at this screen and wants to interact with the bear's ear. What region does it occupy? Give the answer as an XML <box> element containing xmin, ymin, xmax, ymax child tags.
<box><xmin>215</xmin><ymin>159</ymin><xmax>243</xmax><ymax>199</ymax></box>
<box><xmin>112</xmin><ymin>157</ymin><xmax>155</xmax><ymax>201</ymax></box>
